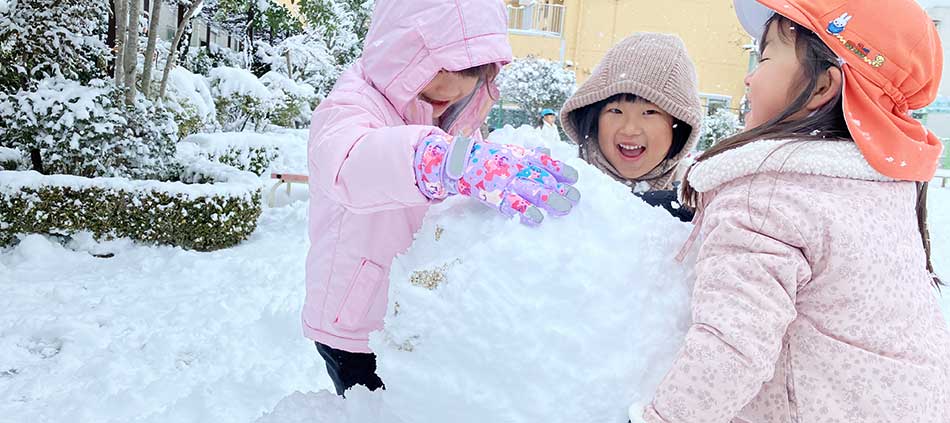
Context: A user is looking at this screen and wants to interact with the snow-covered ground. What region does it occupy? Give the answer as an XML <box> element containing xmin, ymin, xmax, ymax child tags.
<box><xmin>2</xmin><ymin>126</ymin><xmax>950</xmax><ymax>422</ymax></box>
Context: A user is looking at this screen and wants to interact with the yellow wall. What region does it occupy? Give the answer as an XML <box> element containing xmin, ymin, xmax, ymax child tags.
<box><xmin>274</xmin><ymin>0</ymin><xmax>300</xmax><ymax>15</ymax></box>
<box><xmin>508</xmin><ymin>0</ymin><xmax>752</xmax><ymax>111</ymax></box>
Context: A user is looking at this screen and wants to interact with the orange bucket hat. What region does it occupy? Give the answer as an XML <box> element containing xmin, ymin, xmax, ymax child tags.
<box><xmin>734</xmin><ymin>0</ymin><xmax>944</xmax><ymax>181</ymax></box>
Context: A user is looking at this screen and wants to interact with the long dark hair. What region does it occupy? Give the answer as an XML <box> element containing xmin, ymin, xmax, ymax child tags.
<box><xmin>681</xmin><ymin>15</ymin><xmax>941</xmax><ymax>287</ymax></box>
<box><xmin>569</xmin><ymin>93</ymin><xmax>691</xmax><ymax>161</ymax></box>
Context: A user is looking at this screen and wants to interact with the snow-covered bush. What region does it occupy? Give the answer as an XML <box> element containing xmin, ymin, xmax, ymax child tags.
<box><xmin>496</xmin><ymin>56</ymin><xmax>576</xmax><ymax>117</ymax></box>
<box><xmin>257</xmin><ymin>30</ymin><xmax>338</xmax><ymax>98</ymax></box>
<box><xmin>0</xmin><ymin>146</ymin><xmax>25</xmax><ymax>170</ymax></box>
<box><xmin>181</xmin><ymin>45</ymin><xmax>244</xmax><ymax>77</ymax></box>
<box><xmin>209</xmin><ymin>67</ymin><xmax>314</xmax><ymax>131</ymax></box>
<box><xmin>697</xmin><ymin>108</ymin><xmax>741</xmax><ymax>151</ymax></box>
<box><xmin>0</xmin><ymin>0</ymin><xmax>110</xmax><ymax>94</ymax></box>
<box><xmin>0</xmin><ymin>77</ymin><xmax>178</xmax><ymax>179</ymax></box>
<box><xmin>182</xmin><ymin>132</ymin><xmax>283</xmax><ymax>176</ymax></box>
<box><xmin>164</xmin><ymin>67</ymin><xmax>220</xmax><ymax>138</ymax></box>
<box><xmin>209</xmin><ymin>66</ymin><xmax>275</xmax><ymax>131</ymax></box>
<box><xmin>182</xmin><ymin>131</ymin><xmax>308</xmax><ymax>176</ymax></box>
<box><xmin>260</xmin><ymin>71</ymin><xmax>318</xmax><ymax>128</ymax></box>
<box><xmin>0</xmin><ymin>154</ymin><xmax>262</xmax><ymax>251</ymax></box>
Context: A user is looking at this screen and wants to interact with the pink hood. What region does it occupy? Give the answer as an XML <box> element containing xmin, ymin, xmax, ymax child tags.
<box><xmin>304</xmin><ymin>0</ymin><xmax>512</xmax><ymax>353</ymax></box>
<box><xmin>361</xmin><ymin>0</ymin><xmax>511</xmax><ymax>126</ymax></box>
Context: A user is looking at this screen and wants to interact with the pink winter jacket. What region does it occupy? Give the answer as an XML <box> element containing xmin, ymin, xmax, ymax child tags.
<box><xmin>304</xmin><ymin>0</ymin><xmax>512</xmax><ymax>353</ymax></box>
<box><xmin>639</xmin><ymin>140</ymin><xmax>950</xmax><ymax>422</ymax></box>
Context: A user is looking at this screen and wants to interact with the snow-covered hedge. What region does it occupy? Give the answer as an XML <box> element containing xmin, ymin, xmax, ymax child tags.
<box><xmin>496</xmin><ymin>56</ymin><xmax>576</xmax><ymax>117</ymax></box>
<box><xmin>181</xmin><ymin>132</ymin><xmax>298</xmax><ymax>176</ymax></box>
<box><xmin>0</xmin><ymin>156</ymin><xmax>262</xmax><ymax>251</ymax></box>
<box><xmin>0</xmin><ymin>77</ymin><xmax>179</xmax><ymax>179</ymax></box>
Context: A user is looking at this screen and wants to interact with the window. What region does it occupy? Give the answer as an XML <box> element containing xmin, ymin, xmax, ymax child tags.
<box><xmin>700</xmin><ymin>93</ymin><xmax>732</xmax><ymax>116</ymax></box>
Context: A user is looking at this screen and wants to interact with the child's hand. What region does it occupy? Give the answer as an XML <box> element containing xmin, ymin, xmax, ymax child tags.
<box><xmin>413</xmin><ymin>134</ymin><xmax>580</xmax><ymax>225</ymax></box>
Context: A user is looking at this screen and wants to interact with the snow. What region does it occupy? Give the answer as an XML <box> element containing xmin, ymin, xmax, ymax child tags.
<box><xmin>182</xmin><ymin>129</ymin><xmax>309</xmax><ymax>175</ymax></box>
<box><xmin>0</xmin><ymin>203</ymin><xmax>326</xmax><ymax>423</ymax></box>
<box><xmin>2</xmin><ymin>126</ymin><xmax>950</xmax><ymax>423</ymax></box>
<box><xmin>166</xmin><ymin>67</ymin><xmax>216</xmax><ymax>121</ymax></box>
<box><xmin>260</xmin><ymin>71</ymin><xmax>317</xmax><ymax>99</ymax></box>
<box><xmin>0</xmin><ymin>147</ymin><xmax>22</xmax><ymax>163</ymax></box>
<box><xmin>209</xmin><ymin>67</ymin><xmax>273</xmax><ymax>100</ymax></box>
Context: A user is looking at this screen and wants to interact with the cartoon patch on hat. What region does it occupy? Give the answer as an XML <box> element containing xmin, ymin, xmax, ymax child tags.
<box><xmin>826</xmin><ymin>13</ymin><xmax>852</xmax><ymax>35</ymax></box>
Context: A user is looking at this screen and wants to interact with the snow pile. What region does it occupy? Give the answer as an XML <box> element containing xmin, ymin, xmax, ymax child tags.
<box><xmin>259</xmin><ymin>126</ymin><xmax>694</xmax><ymax>422</ymax></box>
<box><xmin>488</xmin><ymin>123</ymin><xmax>579</xmax><ymax>159</ymax></box>
<box><xmin>0</xmin><ymin>202</ymin><xmax>327</xmax><ymax>423</ymax></box>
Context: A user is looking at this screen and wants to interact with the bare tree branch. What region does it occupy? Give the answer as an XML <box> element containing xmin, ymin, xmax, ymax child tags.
<box><xmin>159</xmin><ymin>0</ymin><xmax>204</xmax><ymax>100</ymax></box>
<box><xmin>141</xmin><ymin>0</ymin><xmax>163</xmax><ymax>98</ymax></box>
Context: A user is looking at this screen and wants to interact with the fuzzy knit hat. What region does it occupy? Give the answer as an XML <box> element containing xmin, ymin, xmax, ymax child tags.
<box><xmin>560</xmin><ymin>32</ymin><xmax>703</xmax><ymax>191</ymax></box>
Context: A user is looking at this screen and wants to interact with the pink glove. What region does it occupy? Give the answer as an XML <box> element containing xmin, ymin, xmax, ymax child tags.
<box><xmin>413</xmin><ymin>134</ymin><xmax>580</xmax><ymax>225</ymax></box>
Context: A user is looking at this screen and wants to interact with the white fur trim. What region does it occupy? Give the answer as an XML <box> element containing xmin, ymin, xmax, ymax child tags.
<box><xmin>687</xmin><ymin>139</ymin><xmax>895</xmax><ymax>193</ymax></box>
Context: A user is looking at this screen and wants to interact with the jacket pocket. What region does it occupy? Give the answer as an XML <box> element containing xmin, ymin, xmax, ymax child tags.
<box><xmin>334</xmin><ymin>258</ymin><xmax>385</xmax><ymax>332</ymax></box>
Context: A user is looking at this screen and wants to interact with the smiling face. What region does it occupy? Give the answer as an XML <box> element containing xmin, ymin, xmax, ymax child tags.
<box><xmin>419</xmin><ymin>70</ymin><xmax>481</xmax><ymax>118</ymax></box>
<box><xmin>596</xmin><ymin>97</ymin><xmax>675</xmax><ymax>179</ymax></box>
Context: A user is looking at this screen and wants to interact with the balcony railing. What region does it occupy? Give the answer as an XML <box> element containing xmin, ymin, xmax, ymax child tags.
<box><xmin>507</xmin><ymin>3</ymin><xmax>566</xmax><ymax>37</ymax></box>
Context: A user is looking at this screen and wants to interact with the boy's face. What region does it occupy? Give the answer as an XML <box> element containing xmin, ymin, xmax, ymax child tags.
<box><xmin>419</xmin><ymin>71</ymin><xmax>480</xmax><ymax>118</ymax></box>
<box><xmin>597</xmin><ymin>98</ymin><xmax>675</xmax><ymax>180</ymax></box>
<box><xmin>544</xmin><ymin>115</ymin><xmax>557</xmax><ymax>124</ymax></box>
<box><xmin>744</xmin><ymin>21</ymin><xmax>802</xmax><ymax>129</ymax></box>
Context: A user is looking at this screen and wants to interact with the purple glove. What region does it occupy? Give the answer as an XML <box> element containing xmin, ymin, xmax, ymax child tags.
<box><xmin>413</xmin><ymin>134</ymin><xmax>580</xmax><ymax>225</ymax></box>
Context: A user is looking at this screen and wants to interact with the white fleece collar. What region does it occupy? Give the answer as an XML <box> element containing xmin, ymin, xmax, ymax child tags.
<box><xmin>687</xmin><ymin>139</ymin><xmax>895</xmax><ymax>193</ymax></box>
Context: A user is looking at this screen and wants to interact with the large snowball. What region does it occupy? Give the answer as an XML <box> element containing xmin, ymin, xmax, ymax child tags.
<box><xmin>259</xmin><ymin>125</ymin><xmax>695</xmax><ymax>422</ymax></box>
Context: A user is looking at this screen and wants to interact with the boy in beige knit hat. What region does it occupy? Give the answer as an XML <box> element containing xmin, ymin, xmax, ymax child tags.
<box><xmin>560</xmin><ymin>32</ymin><xmax>702</xmax><ymax>221</ymax></box>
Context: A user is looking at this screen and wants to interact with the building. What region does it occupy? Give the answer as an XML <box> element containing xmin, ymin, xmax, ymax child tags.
<box><xmin>149</xmin><ymin>0</ymin><xmax>244</xmax><ymax>52</ymax></box>
<box><xmin>505</xmin><ymin>0</ymin><xmax>753</xmax><ymax>115</ymax></box>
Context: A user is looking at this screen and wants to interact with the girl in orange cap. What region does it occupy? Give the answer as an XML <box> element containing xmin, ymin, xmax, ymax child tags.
<box><xmin>630</xmin><ymin>1</ymin><xmax>950</xmax><ymax>421</ymax></box>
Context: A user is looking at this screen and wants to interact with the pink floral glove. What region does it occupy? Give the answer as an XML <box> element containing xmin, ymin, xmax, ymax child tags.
<box><xmin>413</xmin><ymin>134</ymin><xmax>580</xmax><ymax>225</ymax></box>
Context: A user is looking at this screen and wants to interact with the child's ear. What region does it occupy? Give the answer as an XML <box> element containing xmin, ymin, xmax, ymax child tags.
<box><xmin>805</xmin><ymin>66</ymin><xmax>843</xmax><ymax>113</ymax></box>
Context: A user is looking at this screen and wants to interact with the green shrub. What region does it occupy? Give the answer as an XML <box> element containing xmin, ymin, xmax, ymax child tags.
<box><xmin>0</xmin><ymin>163</ymin><xmax>263</xmax><ymax>251</ymax></box>
<box><xmin>209</xmin><ymin>145</ymin><xmax>280</xmax><ymax>176</ymax></box>
<box><xmin>0</xmin><ymin>77</ymin><xmax>179</xmax><ymax>180</ymax></box>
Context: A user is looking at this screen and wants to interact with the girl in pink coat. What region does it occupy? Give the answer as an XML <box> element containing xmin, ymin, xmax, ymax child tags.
<box><xmin>305</xmin><ymin>0</ymin><xmax>580</xmax><ymax>396</ymax></box>
<box><xmin>631</xmin><ymin>0</ymin><xmax>950</xmax><ymax>421</ymax></box>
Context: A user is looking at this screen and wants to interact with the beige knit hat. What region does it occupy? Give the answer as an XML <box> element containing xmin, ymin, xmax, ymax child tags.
<box><xmin>560</xmin><ymin>32</ymin><xmax>703</xmax><ymax>192</ymax></box>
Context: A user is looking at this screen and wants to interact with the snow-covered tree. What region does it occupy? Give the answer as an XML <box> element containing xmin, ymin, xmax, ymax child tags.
<box><xmin>697</xmin><ymin>108</ymin><xmax>741</xmax><ymax>151</ymax></box>
<box><xmin>496</xmin><ymin>56</ymin><xmax>576</xmax><ymax>117</ymax></box>
<box><xmin>256</xmin><ymin>29</ymin><xmax>337</xmax><ymax>98</ymax></box>
<box><xmin>0</xmin><ymin>0</ymin><xmax>110</xmax><ymax>94</ymax></box>
<box><xmin>298</xmin><ymin>0</ymin><xmax>373</xmax><ymax>67</ymax></box>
